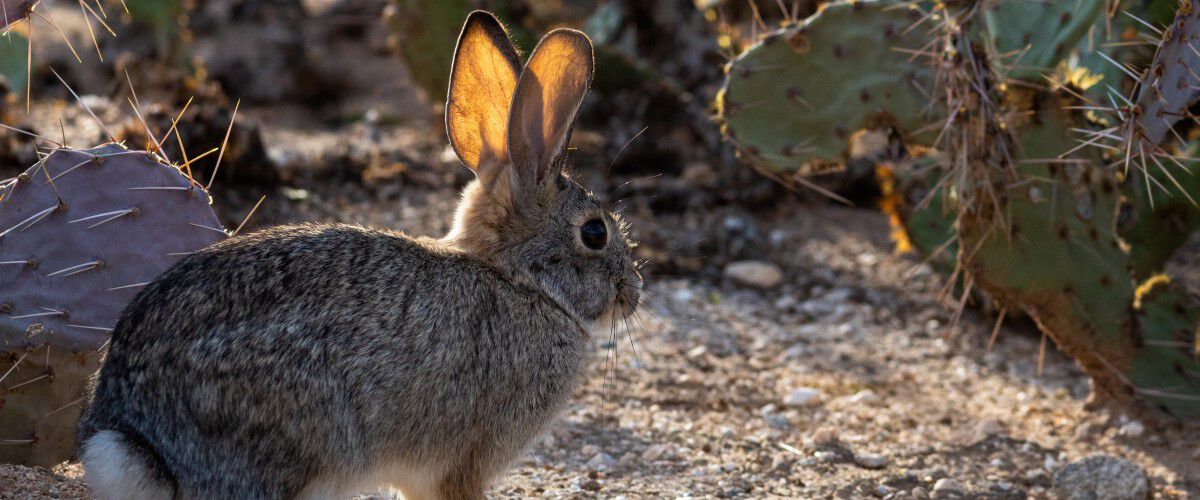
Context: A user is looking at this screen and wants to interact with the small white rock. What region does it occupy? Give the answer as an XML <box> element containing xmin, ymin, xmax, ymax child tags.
<box><xmin>813</xmin><ymin>450</ymin><xmax>839</xmax><ymax>463</ymax></box>
<box><xmin>586</xmin><ymin>452</ymin><xmax>615</xmax><ymax>469</ymax></box>
<box><xmin>783</xmin><ymin>388</ymin><xmax>824</xmax><ymax>407</ymax></box>
<box><xmin>976</xmin><ymin>419</ymin><xmax>1005</xmax><ymax>436</ymax></box>
<box><xmin>723</xmin><ymin>260</ymin><xmax>784</xmax><ymax>289</ymax></box>
<box><xmin>847</xmin><ymin>389</ymin><xmax>880</xmax><ymax>404</ymax></box>
<box><xmin>854</xmin><ymin>452</ymin><xmax>888</xmax><ymax>469</ymax></box>
<box><xmin>580</xmin><ymin>444</ymin><xmax>600</xmax><ymax>457</ymax></box>
<box><xmin>931</xmin><ymin>478</ymin><xmax>965</xmax><ymax>497</ymax></box>
<box><xmin>784</xmin><ymin>343</ymin><xmax>807</xmax><ymax>359</ymax></box>
<box><xmin>641</xmin><ymin>444</ymin><xmax>671</xmax><ymax>461</ymax></box>
<box><xmin>672</xmin><ymin>287</ymin><xmax>696</xmax><ymax>303</ymax></box>
<box><xmin>1117</xmin><ymin>420</ymin><xmax>1145</xmax><ymax>438</ymax></box>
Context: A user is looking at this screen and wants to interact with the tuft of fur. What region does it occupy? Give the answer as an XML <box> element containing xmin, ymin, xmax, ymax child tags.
<box><xmin>78</xmin><ymin>11</ymin><xmax>639</xmax><ymax>499</ymax></box>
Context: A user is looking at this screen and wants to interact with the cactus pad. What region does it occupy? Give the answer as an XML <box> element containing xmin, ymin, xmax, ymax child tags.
<box><xmin>956</xmin><ymin>99</ymin><xmax>1200</xmax><ymax>417</ymax></box>
<box><xmin>979</xmin><ymin>0</ymin><xmax>1107</xmax><ymax>82</ymax></box>
<box><xmin>1129</xmin><ymin>276</ymin><xmax>1200</xmax><ymax>416</ymax></box>
<box><xmin>716</xmin><ymin>0</ymin><xmax>936</xmax><ymax>180</ymax></box>
<box><xmin>1132</xmin><ymin>0</ymin><xmax>1200</xmax><ymax>151</ymax></box>
<box><xmin>0</xmin><ymin>143</ymin><xmax>226</xmax><ymax>465</ymax></box>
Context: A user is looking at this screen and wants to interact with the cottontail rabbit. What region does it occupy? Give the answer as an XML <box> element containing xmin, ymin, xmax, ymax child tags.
<box><xmin>77</xmin><ymin>11</ymin><xmax>640</xmax><ymax>499</ymax></box>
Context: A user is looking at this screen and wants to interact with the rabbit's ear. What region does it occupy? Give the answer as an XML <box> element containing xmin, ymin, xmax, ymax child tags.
<box><xmin>446</xmin><ymin>11</ymin><xmax>522</xmax><ymax>174</ymax></box>
<box><xmin>507</xmin><ymin>28</ymin><xmax>594</xmax><ymax>186</ymax></box>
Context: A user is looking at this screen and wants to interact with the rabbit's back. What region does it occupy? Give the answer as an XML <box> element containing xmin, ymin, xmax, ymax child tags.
<box><xmin>79</xmin><ymin>223</ymin><xmax>588</xmax><ymax>498</ymax></box>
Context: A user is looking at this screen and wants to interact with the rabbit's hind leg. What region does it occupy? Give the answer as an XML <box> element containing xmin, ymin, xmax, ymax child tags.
<box><xmin>80</xmin><ymin>430</ymin><xmax>173</xmax><ymax>500</ymax></box>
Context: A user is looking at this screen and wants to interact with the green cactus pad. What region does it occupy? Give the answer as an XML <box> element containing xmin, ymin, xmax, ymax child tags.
<box><xmin>0</xmin><ymin>144</ymin><xmax>226</xmax><ymax>465</ymax></box>
<box><xmin>979</xmin><ymin>0</ymin><xmax>1107</xmax><ymax>82</ymax></box>
<box><xmin>716</xmin><ymin>0</ymin><xmax>936</xmax><ymax>180</ymax></box>
<box><xmin>1120</xmin><ymin>162</ymin><xmax>1200</xmax><ymax>279</ymax></box>
<box><xmin>1129</xmin><ymin>277</ymin><xmax>1200</xmax><ymax>416</ymax></box>
<box><xmin>964</xmin><ymin>104</ymin><xmax>1130</xmax><ymax>340</ymax></box>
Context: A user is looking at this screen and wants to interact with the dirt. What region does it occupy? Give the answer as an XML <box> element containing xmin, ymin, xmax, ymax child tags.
<box><xmin>3</xmin><ymin>2</ymin><xmax>1200</xmax><ymax>499</ymax></box>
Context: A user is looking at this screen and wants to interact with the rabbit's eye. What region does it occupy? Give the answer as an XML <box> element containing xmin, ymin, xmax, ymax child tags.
<box><xmin>580</xmin><ymin>219</ymin><xmax>607</xmax><ymax>250</ymax></box>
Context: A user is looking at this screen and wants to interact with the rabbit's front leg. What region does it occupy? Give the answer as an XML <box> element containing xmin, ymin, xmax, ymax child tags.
<box><xmin>434</xmin><ymin>460</ymin><xmax>486</xmax><ymax>500</ymax></box>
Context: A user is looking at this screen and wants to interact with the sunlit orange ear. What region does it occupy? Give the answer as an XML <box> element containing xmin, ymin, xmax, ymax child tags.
<box><xmin>446</xmin><ymin>11</ymin><xmax>522</xmax><ymax>174</ymax></box>
<box><xmin>507</xmin><ymin>28</ymin><xmax>594</xmax><ymax>184</ymax></box>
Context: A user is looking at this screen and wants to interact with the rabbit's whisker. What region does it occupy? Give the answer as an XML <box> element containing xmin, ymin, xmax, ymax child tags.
<box><xmin>605</xmin><ymin>125</ymin><xmax>649</xmax><ymax>177</ymax></box>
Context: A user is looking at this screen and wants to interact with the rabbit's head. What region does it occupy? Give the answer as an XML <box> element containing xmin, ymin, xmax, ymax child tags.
<box><xmin>442</xmin><ymin>11</ymin><xmax>640</xmax><ymax>324</ymax></box>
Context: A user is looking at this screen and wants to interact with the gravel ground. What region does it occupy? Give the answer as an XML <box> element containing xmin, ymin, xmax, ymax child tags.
<box><xmin>4</xmin><ymin>190</ymin><xmax>1198</xmax><ymax>498</ymax></box>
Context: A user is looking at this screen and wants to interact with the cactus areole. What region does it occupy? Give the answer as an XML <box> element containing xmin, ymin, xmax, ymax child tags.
<box><xmin>0</xmin><ymin>143</ymin><xmax>226</xmax><ymax>465</ymax></box>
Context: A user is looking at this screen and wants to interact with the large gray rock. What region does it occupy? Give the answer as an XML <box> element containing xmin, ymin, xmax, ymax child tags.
<box><xmin>1052</xmin><ymin>455</ymin><xmax>1148</xmax><ymax>500</ymax></box>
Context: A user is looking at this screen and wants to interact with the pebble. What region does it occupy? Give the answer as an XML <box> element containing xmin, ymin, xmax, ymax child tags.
<box><xmin>1117</xmin><ymin>420</ymin><xmax>1145</xmax><ymax>438</ymax></box>
<box><xmin>783</xmin><ymin>388</ymin><xmax>824</xmax><ymax>407</ymax></box>
<box><xmin>976</xmin><ymin>419</ymin><xmax>1005</xmax><ymax>436</ymax></box>
<box><xmin>784</xmin><ymin>344</ymin><xmax>807</xmax><ymax>359</ymax></box>
<box><xmin>580</xmin><ymin>478</ymin><xmax>602</xmax><ymax>491</ymax></box>
<box><xmin>931</xmin><ymin>478</ymin><xmax>965</xmax><ymax>498</ymax></box>
<box><xmin>723</xmin><ymin>260</ymin><xmax>783</xmax><ymax>289</ymax></box>
<box><xmin>808</xmin><ymin>426</ymin><xmax>841</xmax><ymax>448</ymax></box>
<box><xmin>1052</xmin><ymin>455</ymin><xmax>1148</xmax><ymax>500</ymax></box>
<box><xmin>586</xmin><ymin>452</ymin><xmax>616</xmax><ymax>470</ymax></box>
<box><xmin>846</xmin><ymin>389</ymin><xmax>879</xmax><ymax>404</ymax></box>
<box><xmin>580</xmin><ymin>444</ymin><xmax>600</xmax><ymax>457</ymax></box>
<box><xmin>641</xmin><ymin>444</ymin><xmax>671</xmax><ymax>461</ymax></box>
<box><xmin>813</xmin><ymin>450</ymin><xmax>839</xmax><ymax>463</ymax></box>
<box><xmin>672</xmin><ymin>287</ymin><xmax>696</xmax><ymax>303</ymax></box>
<box><xmin>853</xmin><ymin>452</ymin><xmax>888</xmax><ymax>469</ymax></box>
<box><xmin>1025</xmin><ymin>468</ymin><xmax>1050</xmax><ymax>486</ymax></box>
<box><xmin>766</xmin><ymin>414</ymin><xmax>792</xmax><ymax>430</ymax></box>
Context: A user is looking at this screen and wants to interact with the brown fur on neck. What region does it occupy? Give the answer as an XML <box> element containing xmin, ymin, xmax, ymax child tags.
<box><xmin>442</xmin><ymin>166</ymin><xmax>555</xmax><ymax>268</ymax></box>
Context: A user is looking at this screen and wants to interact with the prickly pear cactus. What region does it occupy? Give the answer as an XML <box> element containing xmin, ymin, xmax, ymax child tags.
<box><xmin>715</xmin><ymin>0</ymin><xmax>936</xmax><ymax>181</ymax></box>
<box><xmin>0</xmin><ymin>143</ymin><xmax>226</xmax><ymax>465</ymax></box>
